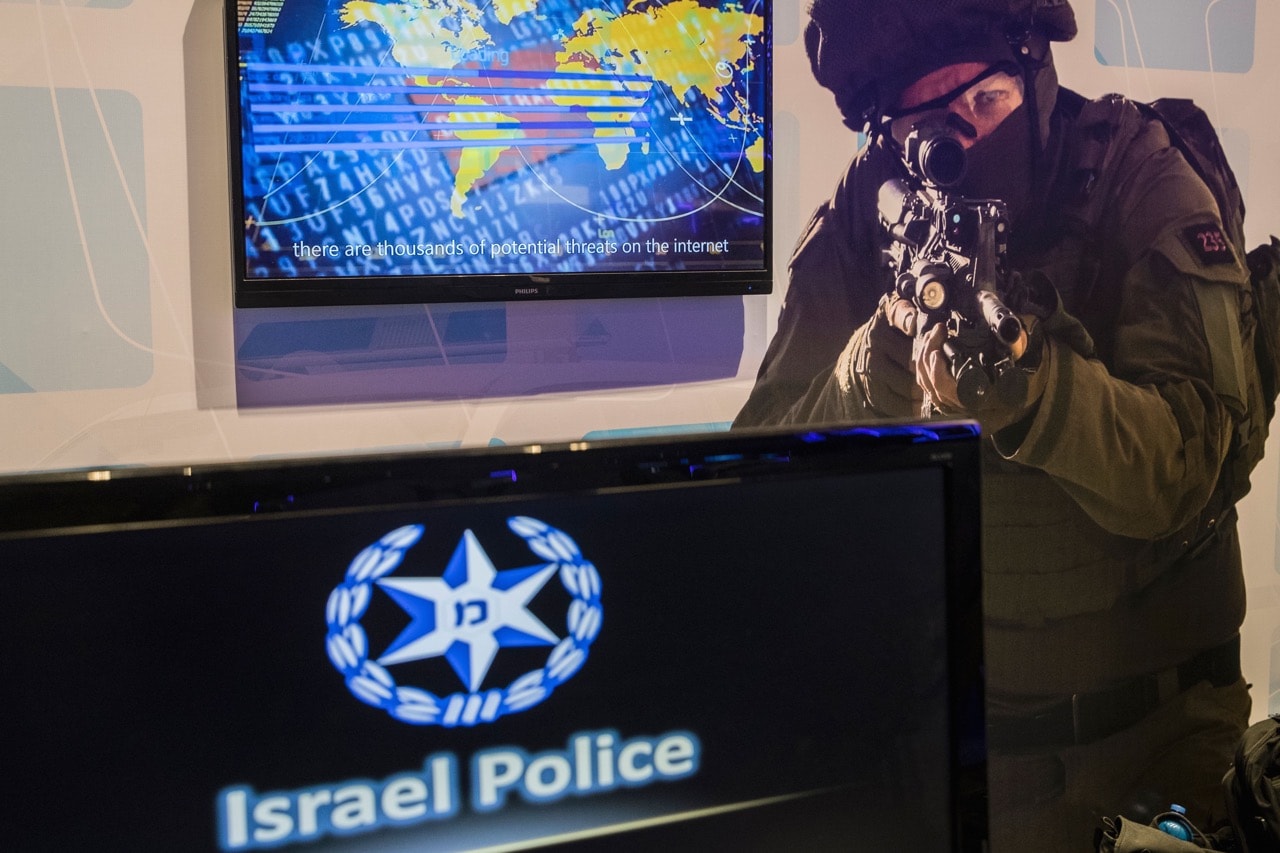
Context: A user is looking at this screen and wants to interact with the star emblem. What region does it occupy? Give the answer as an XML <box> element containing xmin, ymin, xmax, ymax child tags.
<box><xmin>376</xmin><ymin>530</ymin><xmax>560</xmax><ymax>692</ymax></box>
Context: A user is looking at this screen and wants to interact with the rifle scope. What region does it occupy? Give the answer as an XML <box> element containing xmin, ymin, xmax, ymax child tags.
<box><xmin>903</xmin><ymin>130</ymin><xmax>966</xmax><ymax>188</ymax></box>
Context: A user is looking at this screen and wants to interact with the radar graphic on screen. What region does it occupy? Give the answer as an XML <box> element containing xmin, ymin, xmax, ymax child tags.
<box><xmin>230</xmin><ymin>0</ymin><xmax>771</xmax><ymax>306</ymax></box>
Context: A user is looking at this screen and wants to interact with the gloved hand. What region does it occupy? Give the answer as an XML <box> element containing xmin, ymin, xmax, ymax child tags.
<box><xmin>838</xmin><ymin>293</ymin><xmax>921</xmax><ymax>417</ymax></box>
<box><xmin>913</xmin><ymin>312</ymin><xmax>1049</xmax><ymax>434</ymax></box>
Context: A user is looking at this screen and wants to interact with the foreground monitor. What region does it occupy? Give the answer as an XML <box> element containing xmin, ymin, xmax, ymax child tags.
<box><xmin>0</xmin><ymin>424</ymin><xmax>985</xmax><ymax>851</ymax></box>
<box><xmin>226</xmin><ymin>0</ymin><xmax>772</xmax><ymax>307</ymax></box>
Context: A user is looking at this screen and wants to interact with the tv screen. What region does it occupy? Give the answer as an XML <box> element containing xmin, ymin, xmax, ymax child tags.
<box><xmin>227</xmin><ymin>0</ymin><xmax>772</xmax><ymax>307</ymax></box>
<box><xmin>0</xmin><ymin>424</ymin><xmax>985</xmax><ymax>851</ymax></box>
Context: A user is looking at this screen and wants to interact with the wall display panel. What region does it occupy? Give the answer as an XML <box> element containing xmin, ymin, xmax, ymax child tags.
<box><xmin>1093</xmin><ymin>0</ymin><xmax>1255</xmax><ymax>73</ymax></box>
<box><xmin>227</xmin><ymin>0</ymin><xmax>772</xmax><ymax>307</ymax></box>
<box><xmin>0</xmin><ymin>87</ymin><xmax>151</xmax><ymax>394</ymax></box>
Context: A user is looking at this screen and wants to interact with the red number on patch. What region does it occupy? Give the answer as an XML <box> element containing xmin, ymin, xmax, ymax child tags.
<box><xmin>1199</xmin><ymin>230</ymin><xmax>1227</xmax><ymax>253</ymax></box>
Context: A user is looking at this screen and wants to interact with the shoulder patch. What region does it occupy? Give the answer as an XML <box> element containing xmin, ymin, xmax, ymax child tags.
<box><xmin>1182</xmin><ymin>223</ymin><xmax>1235</xmax><ymax>265</ymax></box>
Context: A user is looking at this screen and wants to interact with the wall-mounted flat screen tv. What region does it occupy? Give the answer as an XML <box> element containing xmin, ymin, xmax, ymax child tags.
<box><xmin>227</xmin><ymin>0</ymin><xmax>772</xmax><ymax>307</ymax></box>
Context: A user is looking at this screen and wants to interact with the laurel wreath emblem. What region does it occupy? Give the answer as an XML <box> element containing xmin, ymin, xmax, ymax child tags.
<box><xmin>324</xmin><ymin>517</ymin><xmax>603</xmax><ymax>726</ymax></box>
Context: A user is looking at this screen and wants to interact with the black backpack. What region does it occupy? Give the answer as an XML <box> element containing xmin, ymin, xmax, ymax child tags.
<box><xmin>1222</xmin><ymin>715</ymin><xmax>1280</xmax><ymax>852</ymax></box>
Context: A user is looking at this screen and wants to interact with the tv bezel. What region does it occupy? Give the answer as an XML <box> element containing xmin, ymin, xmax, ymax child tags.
<box><xmin>223</xmin><ymin>0</ymin><xmax>775</xmax><ymax>309</ymax></box>
<box><xmin>0</xmin><ymin>422</ymin><xmax>985</xmax><ymax>851</ymax></box>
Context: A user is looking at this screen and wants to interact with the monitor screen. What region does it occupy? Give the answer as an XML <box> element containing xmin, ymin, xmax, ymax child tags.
<box><xmin>226</xmin><ymin>0</ymin><xmax>772</xmax><ymax>307</ymax></box>
<box><xmin>0</xmin><ymin>424</ymin><xmax>984</xmax><ymax>851</ymax></box>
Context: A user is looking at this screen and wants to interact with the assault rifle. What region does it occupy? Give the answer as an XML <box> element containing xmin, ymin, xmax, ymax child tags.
<box><xmin>878</xmin><ymin>130</ymin><xmax>1028</xmax><ymax>410</ymax></box>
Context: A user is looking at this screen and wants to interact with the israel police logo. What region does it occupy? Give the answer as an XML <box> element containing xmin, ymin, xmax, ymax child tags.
<box><xmin>325</xmin><ymin>517</ymin><xmax>603</xmax><ymax>726</ymax></box>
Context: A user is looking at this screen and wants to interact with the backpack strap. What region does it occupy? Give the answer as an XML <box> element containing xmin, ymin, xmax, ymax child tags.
<box><xmin>1062</xmin><ymin>93</ymin><xmax>1134</xmax><ymax>233</ymax></box>
<box><xmin>1044</xmin><ymin>93</ymin><xmax>1144</xmax><ymax>353</ymax></box>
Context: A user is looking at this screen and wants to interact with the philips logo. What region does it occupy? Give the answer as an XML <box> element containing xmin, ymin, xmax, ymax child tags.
<box><xmin>325</xmin><ymin>518</ymin><xmax>603</xmax><ymax>726</ymax></box>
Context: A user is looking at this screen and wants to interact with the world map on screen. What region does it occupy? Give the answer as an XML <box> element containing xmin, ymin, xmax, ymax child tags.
<box><xmin>336</xmin><ymin>0</ymin><xmax>765</xmax><ymax>216</ymax></box>
<box><xmin>235</xmin><ymin>0</ymin><xmax>768</xmax><ymax>282</ymax></box>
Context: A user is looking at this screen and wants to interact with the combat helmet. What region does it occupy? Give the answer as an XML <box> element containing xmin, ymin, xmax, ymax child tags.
<box><xmin>805</xmin><ymin>0</ymin><xmax>1077</xmax><ymax>138</ymax></box>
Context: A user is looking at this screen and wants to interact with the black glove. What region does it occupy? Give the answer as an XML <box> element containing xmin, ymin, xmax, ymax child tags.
<box><xmin>914</xmin><ymin>312</ymin><xmax>1048</xmax><ymax>434</ymax></box>
<box><xmin>838</xmin><ymin>294</ymin><xmax>921</xmax><ymax>417</ymax></box>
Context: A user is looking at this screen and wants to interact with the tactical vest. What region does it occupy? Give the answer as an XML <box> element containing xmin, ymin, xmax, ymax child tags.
<box><xmin>979</xmin><ymin>91</ymin><xmax>1274</xmax><ymax>628</ymax></box>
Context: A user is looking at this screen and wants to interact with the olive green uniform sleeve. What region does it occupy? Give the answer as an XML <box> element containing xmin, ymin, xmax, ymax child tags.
<box><xmin>995</xmin><ymin>306</ymin><xmax>1231</xmax><ymax>540</ymax></box>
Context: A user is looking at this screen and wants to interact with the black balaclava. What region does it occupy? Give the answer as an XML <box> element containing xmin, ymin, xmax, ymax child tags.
<box><xmin>885</xmin><ymin>32</ymin><xmax>1058</xmax><ymax>226</ymax></box>
<box><xmin>953</xmin><ymin>102</ymin><xmax>1034</xmax><ymax>224</ymax></box>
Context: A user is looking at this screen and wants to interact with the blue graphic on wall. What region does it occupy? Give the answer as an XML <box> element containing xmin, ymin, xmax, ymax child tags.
<box><xmin>1094</xmin><ymin>0</ymin><xmax>1256</xmax><ymax>73</ymax></box>
<box><xmin>325</xmin><ymin>518</ymin><xmax>603</xmax><ymax>726</ymax></box>
<box><xmin>233</xmin><ymin>296</ymin><xmax>744</xmax><ymax>406</ymax></box>
<box><xmin>0</xmin><ymin>88</ymin><xmax>151</xmax><ymax>392</ymax></box>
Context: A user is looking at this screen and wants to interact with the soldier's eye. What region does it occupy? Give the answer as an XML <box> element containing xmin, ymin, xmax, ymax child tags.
<box><xmin>973</xmin><ymin>88</ymin><xmax>1009</xmax><ymax>110</ymax></box>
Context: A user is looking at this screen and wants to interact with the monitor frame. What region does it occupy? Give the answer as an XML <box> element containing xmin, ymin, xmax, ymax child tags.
<box><xmin>0</xmin><ymin>422</ymin><xmax>985</xmax><ymax>852</ymax></box>
<box><xmin>223</xmin><ymin>0</ymin><xmax>774</xmax><ymax>309</ymax></box>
